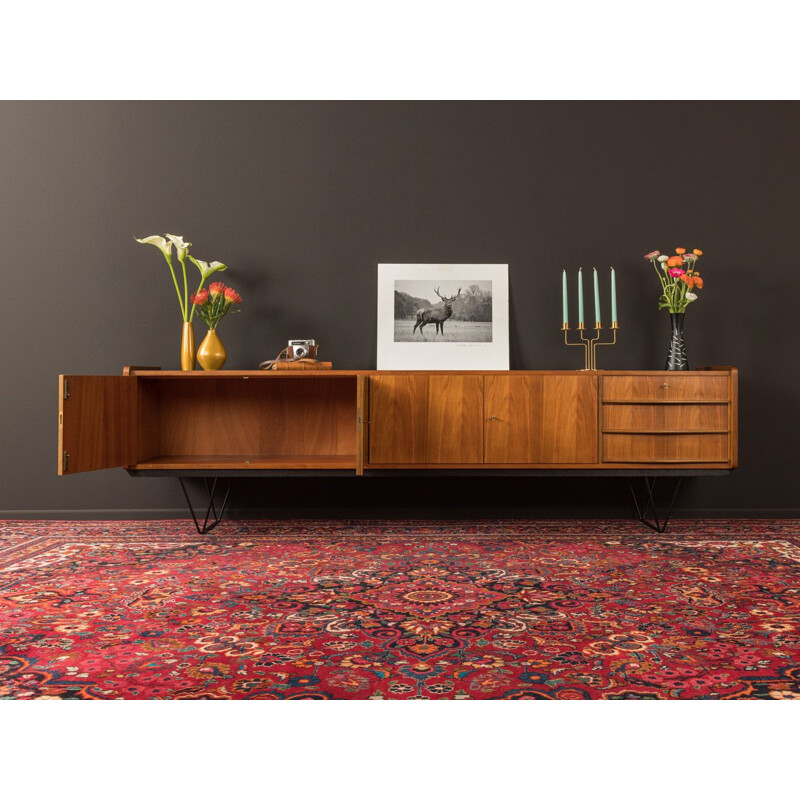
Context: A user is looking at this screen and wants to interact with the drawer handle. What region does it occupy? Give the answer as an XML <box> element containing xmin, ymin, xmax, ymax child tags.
<box><xmin>662</xmin><ymin>383</ymin><xmax>669</xmax><ymax>389</ymax></box>
<box><xmin>490</xmin><ymin>415</ymin><xmax>498</xmax><ymax>422</ymax></box>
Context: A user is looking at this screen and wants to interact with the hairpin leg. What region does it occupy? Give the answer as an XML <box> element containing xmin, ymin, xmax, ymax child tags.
<box><xmin>628</xmin><ymin>476</ymin><xmax>682</xmax><ymax>533</ymax></box>
<box><xmin>179</xmin><ymin>477</ymin><xmax>232</xmax><ymax>534</ymax></box>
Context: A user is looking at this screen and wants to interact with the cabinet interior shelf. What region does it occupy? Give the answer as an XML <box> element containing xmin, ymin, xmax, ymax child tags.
<box><xmin>130</xmin><ymin>455</ymin><xmax>357</xmax><ymax>470</ymax></box>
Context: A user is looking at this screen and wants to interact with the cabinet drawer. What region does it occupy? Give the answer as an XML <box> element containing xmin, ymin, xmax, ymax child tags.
<box><xmin>603</xmin><ymin>404</ymin><xmax>728</xmax><ymax>433</ymax></box>
<box><xmin>602</xmin><ymin>433</ymin><xmax>729</xmax><ymax>463</ymax></box>
<box><xmin>602</xmin><ymin>375</ymin><xmax>729</xmax><ymax>403</ymax></box>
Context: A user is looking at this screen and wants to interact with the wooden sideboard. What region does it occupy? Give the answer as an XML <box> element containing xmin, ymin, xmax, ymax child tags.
<box><xmin>58</xmin><ymin>368</ymin><xmax>738</xmax><ymax>475</ymax></box>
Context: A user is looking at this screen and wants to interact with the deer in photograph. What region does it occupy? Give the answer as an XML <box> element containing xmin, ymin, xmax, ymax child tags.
<box><xmin>413</xmin><ymin>287</ymin><xmax>462</xmax><ymax>336</ymax></box>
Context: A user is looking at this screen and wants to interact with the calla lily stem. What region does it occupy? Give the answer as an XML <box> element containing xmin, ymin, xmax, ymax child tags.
<box><xmin>179</xmin><ymin>250</ymin><xmax>189</xmax><ymax>322</ymax></box>
<box><xmin>190</xmin><ymin>277</ymin><xmax>207</xmax><ymax>322</ymax></box>
<box><xmin>164</xmin><ymin>253</ymin><xmax>186</xmax><ymax>319</ymax></box>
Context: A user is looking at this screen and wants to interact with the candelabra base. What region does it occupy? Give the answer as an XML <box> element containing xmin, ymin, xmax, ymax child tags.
<box><xmin>562</xmin><ymin>323</ymin><xmax>618</xmax><ymax>370</ymax></box>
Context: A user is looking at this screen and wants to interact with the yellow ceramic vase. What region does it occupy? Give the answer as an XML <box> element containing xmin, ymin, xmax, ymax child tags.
<box><xmin>180</xmin><ymin>322</ymin><xmax>195</xmax><ymax>371</ymax></box>
<box><xmin>197</xmin><ymin>329</ymin><xmax>227</xmax><ymax>370</ymax></box>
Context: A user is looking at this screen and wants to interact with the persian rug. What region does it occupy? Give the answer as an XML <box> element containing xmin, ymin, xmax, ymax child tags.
<box><xmin>0</xmin><ymin>519</ymin><xmax>798</xmax><ymax>700</ymax></box>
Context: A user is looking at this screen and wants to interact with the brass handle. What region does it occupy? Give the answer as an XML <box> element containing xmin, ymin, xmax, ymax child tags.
<box><xmin>662</xmin><ymin>383</ymin><xmax>669</xmax><ymax>389</ymax></box>
<box><xmin>490</xmin><ymin>415</ymin><xmax>498</xmax><ymax>422</ymax></box>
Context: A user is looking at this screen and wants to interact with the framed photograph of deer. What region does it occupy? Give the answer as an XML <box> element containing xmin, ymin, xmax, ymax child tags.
<box><xmin>377</xmin><ymin>263</ymin><xmax>509</xmax><ymax>369</ymax></box>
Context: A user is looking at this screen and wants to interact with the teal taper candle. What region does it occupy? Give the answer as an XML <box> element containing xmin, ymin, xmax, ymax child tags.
<box><xmin>578</xmin><ymin>269</ymin><xmax>584</xmax><ymax>325</ymax></box>
<box><xmin>562</xmin><ymin>270</ymin><xmax>568</xmax><ymax>325</ymax></box>
<box><xmin>593</xmin><ymin>268</ymin><xmax>601</xmax><ymax>325</ymax></box>
<box><xmin>610</xmin><ymin>266</ymin><xmax>617</xmax><ymax>323</ymax></box>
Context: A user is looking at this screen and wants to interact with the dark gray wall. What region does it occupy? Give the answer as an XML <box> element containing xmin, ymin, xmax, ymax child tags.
<box><xmin>2</xmin><ymin>101</ymin><xmax>798</xmax><ymax>517</ymax></box>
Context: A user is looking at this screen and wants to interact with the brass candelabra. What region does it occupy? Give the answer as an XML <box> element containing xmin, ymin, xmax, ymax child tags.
<box><xmin>561</xmin><ymin>321</ymin><xmax>619</xmax><ymax>370</ymax></box>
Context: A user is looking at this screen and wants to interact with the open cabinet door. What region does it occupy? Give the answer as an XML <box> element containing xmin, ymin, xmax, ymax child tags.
<box><xmin>58</xmin><ymin>375</ymin><xmax>138</xmax><ymax>475</ymax></box>
<box><xmin>356</xmin><ymin>374</ymin><xmax>369</xmax><ymax>475</ymax></box>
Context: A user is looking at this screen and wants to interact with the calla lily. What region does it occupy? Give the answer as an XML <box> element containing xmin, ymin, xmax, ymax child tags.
<box><xmin>166</xmin><ymin>236</ymin><xmax>193</xmax><ymax>316</ymax></box>
<box><xmin>135</xmin><ymin>235</ymin><xmax>173</xmax><ymax>259</ymax></box>
<box><xmin>188</xmin><ymin>257</ymin><xmax>229</xmax><ymax>321</ymax></box>
<box><xmin>166</xmin><ymin>234</ymin><xmax>192</xmax><ymax>256</ymax></box>
<box><xmin>136</xmin><ymin>234</ymin><xmax>186</xmax><ymax>318</ymax></box>
<box><xmin>189</xmin><ymin>256</ymin><xmax>228</xmax><ymax>281</ymax></box>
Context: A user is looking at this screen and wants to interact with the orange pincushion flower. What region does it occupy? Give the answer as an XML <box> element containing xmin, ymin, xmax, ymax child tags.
<box><xmin>666</xmin><ymin>255</ymin><xmax>684</xmax><ymax>267</ymax></box>
<box><xmin>191</xmin><ymin>289</ymin><xmax>209</xmax><ymax>305</ymax></box>
<box><xmin>693</xmin><ymin>249</ymin><xmax>703</xmax><ymax>256</ymax></box>
<box><xmin>209</xmin><ymin>281</ymin><xmax>225</xmax><ymax>298</ymax></box>
<box><xmin>223</xmin><ymin>287</ymin><xmax>242</xmax><ymax>304</ymax></box>
<box><xmin>675</xmin><ymin>247</ymin><xmax>686</xmax><ymax>254</ymax></box>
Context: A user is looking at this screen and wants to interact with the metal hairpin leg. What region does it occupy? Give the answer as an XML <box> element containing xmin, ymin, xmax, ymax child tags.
<box><xmin>628</xmin><ymin>476</ymin><xmax>682</xmax><ymax>533</ymax></box>
<box><xmin>178</xmin><ymin>477</ymin><xmax>232</xmax><ymax>534</ymax></box>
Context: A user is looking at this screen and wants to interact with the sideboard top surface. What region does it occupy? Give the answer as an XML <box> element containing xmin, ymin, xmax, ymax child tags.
<box><xmin>120</xmin><ymin>367</ymin><xmax>736</xmax><ymax>378</ymax></box>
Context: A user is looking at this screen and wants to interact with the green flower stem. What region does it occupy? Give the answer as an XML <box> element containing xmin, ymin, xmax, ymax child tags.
<box><xmin>163</xmin><ymin>252</ymin><xmax>186</xmax><ymax>319</ymax></box>
<box><xmin>189</xmin><ymin>277</ymin><xmax>206</xmax><ymax>322</ymax></box>
<box><xmin>179</xmin><ymin>251</ymin><xmax>189</xmax><ymax>322</ymax></box>
<box><xmin>650</xmin><ymin>259</ymin><xmax>669</xmax><ymax>294</ymax></box>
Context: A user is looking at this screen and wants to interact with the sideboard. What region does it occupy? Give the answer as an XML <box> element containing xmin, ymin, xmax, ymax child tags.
<box><xmin>58</xmin><ymin>367</ymin><xmax>737</xmax><ymax>530</ymax></box>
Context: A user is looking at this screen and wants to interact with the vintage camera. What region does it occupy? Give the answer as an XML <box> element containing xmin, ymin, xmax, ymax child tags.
<box><xmin>287</xmin><ymin>339</ymin><xmax>318</xmax><ymax>360</ymax></box>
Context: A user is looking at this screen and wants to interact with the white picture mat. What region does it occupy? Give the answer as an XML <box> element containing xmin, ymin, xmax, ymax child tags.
<box><xmin>377</xmin><ymin>263</ymin><xmax>509</xmax><ymax>370</ymax></box>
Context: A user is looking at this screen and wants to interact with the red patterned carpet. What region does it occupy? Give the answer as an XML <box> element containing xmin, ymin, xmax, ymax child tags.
<box><xmin>1</xmin><ymin>519</ymin><xmax>798</xmax><ymax>699</ymax></box>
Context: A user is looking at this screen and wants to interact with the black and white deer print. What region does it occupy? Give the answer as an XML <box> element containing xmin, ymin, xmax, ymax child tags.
<box><xmin>413</xmin><ymin>287</ymin><xmax>462</xmax><ymax>336</ymax></box>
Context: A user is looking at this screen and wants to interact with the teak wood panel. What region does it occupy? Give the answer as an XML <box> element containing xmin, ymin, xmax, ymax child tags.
<box><xmin>356</xmin><ymin>375</ymin><xmax>368</xmax><ymax>475</ymax></box>
<box><xmin>58</xmin><ymin>375</ymin><xmax>137</xmax><ymax>474</ymax></box>
<box><xmin>602</xmin><ymin>404</ymin><xmax>728</xmax><ymax>433</ymax></box>
<box><xmin>484</xmin><ymin>374</ymin><xmax>598</xmax><ymax>463</ymax></box>
<box><xmin>153</xmin><ymin>377</ymin><xmax>358</xmax><ymax>459</ymax></box>
<box><xmin>602</xmin><ymin>375</ymin><xmax>729</xmax><ymax>403</ymax></box>
<box><xmin>602</xmin><ymin>433</ymin><xmax>729</xmax><ymax>463</ymax></box>
<box><xmin>368</xmin><ymin>374</ymin><xmax>484</xmax><ymax>464</ymax></box>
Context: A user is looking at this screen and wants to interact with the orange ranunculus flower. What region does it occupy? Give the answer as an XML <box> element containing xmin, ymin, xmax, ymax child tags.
<box><xmin>680</xmin><ymin>274</ymin><xmax>692</xmax><ymax>286</ymax></box>
<box><xmin>693</xmin><ymin>276</ymin><xmax>704</xmax><ymax>289</ymax></box>
<box><xmin>666</xmin><ymin>255</ymin><xmax>684</xmax><ymax>267</ymax></box>
<box><xmin>675</xmin><ymin>247</ymin><xmax>686</xmax><ymax>254</ymax></box>
<box><xmin>693</xmin><ymin>248</ymin><xmax>703</xmax><ymax>256</ymax></box>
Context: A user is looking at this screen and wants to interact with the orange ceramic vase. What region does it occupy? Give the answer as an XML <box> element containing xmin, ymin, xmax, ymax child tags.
<box><xmin>197</xmin><ymin>329</ymin><xmax>227</xmax><ymax>370</ymax></box>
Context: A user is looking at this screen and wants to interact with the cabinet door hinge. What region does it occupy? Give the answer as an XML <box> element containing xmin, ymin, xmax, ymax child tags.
<box><xmin>63</xmin><ymin>379</ymin><xmax>70</xmax><ymax>400</ymax></box>
<box><xmin>62</xmin><ymin>451</ymin><xmax>70</xmax><ymax>473</ymax></box>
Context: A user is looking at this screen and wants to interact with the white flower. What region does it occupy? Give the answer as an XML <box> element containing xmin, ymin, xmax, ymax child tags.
<box><xmin>166</xmin><ymin>234</ymin><xmax>192</xmax><ymax>258</ymax></box>
<box><xmin>189</xmin><ymin>256</ymin><xmax>228</xmax><ymax>280</ymax></box>
<box><xmin>135</xmin><ymin>235</ymin><xmax>172</xmax><ymax>258</ymax></box>
<box><xmin>685</xmin><ymin>292</ymin><xmax>698</xmax><ymax>302</ymax></box>
<box><xmin>657</xmin><ymin>255</ymin><xmax>669</xmax><ymax>263</ymax></box>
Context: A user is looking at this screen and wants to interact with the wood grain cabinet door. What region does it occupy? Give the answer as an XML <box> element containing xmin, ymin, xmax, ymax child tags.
<box><xmin>58</xmin><ymin>375</ymin><xmax>138</xmax><ymax>474</ymax></box>
<box><xmin>368</xmin><ymin>374</ymin><xmax>484</xmax><ymax>464</ymax></box>
<box><xmin>484</xmin><ymin>374</ymin><xmax>598</xmax><ymax>464</ymax></box>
